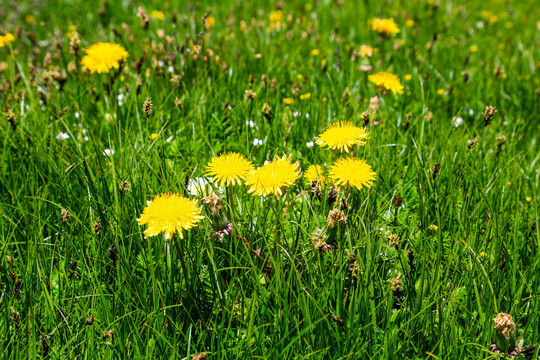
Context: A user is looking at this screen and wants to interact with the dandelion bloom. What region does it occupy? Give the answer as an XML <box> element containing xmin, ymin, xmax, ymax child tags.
<box><xmin>137</xmin><ymin>193</ymin><xmax>204</xmax><ymax>239</ymax></box>
<box><xmin>205</xmin><ymin>152</ymin><xmax>255</xmax><ymax>186</ymax></box>
<box><xmin>246</xmin><ymin>155</ymin><xmax>300</xmax><ymax>197</ymax></box>
<box><xmin>0</xmin><ymin>33</ymin><xmax>15</xmax><ymax>47</ymax></box>
<box><xmin>304</xmin><ymin>165</ymin><xmax>327</xmax><ymax>187</ymax></box>
<box><xmin>328</xmin><ymin>158</ymin><xmax>376</xmax><ymax>190</ymax></box>
<box><xmin>368</xmin><ymin>72</ymin><xmax>404</xmax><ymax>95</ymax></box>
<box><xmin>316</xmin><ymin>121</ymin><xmax>369</xmax><ymax>153</ymax></box>
<box><xmin>150</xmin><ymin>10</ymin><xmax>165</xmax><ymax>20</ymax></box>
<box><xmin>81</xmin><ymin>42</ymin><xmax>129</xmax><ymax>74</ymax></box>
<box><xmin>359</xmin><ymin>45</ymin><xmax>373</xmax><ymax>57</ymax></box>
<box><xmin>370</xmin><ymin>18</ymin><xmax>400</xmax><ymax>36</ymax></box>
<box><xmin>283</xmin><ymin>98</ymin><xmax>294</xmax><ymax>105</ymax></box>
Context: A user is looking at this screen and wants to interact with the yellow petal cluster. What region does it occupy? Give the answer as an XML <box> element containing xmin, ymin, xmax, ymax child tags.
<box><xmin>370</xmin><ymin>18</ymin><xmax>400</xmax><ymax>36</ymax></box>
<box><xmin>81</xmin><ymin>42</ymin><xmax>129</xmax><ymax>74</ymax></box>
<box><xmin>246</xmin><ymin>155</ymin><xmax>300</xmax><ymax>197</ymax></box>
<box><xmin>0</xmin><ymin>33</ymin><xmax>15</xmax><ymax>47</ymax></box>
<box><xmin>137</xmin><ymin>193</ymin><xmax>204</xmax><ymax>239</ymax></box>
<box><xmin>328</xmin><ymin>158</ymin><xmax>376</xmax><ymax>190</ymax></box>
<box><xmin>316</xmin><ymin>121</ymin><xmax>369</xmax><ymax>153</ymax></box>
<box><xmin>205</xmin><ymin>152</ymin><xmax>255</xmax><ymax>187</ymax></box>
<box><xmin>368</xmin><ymin>72</ymin><xmax>404</xmax><ymax>95</ymax></box>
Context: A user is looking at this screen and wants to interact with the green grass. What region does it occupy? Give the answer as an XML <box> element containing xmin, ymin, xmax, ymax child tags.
<box><xmin>1</xmin><ymin>0</ymin><xmax>539</xmax><ymax>358</ymax></box>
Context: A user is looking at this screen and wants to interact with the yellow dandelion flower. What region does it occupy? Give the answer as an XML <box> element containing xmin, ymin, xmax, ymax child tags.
<box><xmin>246</xmin><ymin>155</ymin><xmax>300</xmax><ymax>197</ymax></box>
<box><xmin>300</xmin><ymin>92</ymin><xmax>311</xmax><ymax>100</ymax></box>
<box><xmin>283</xmin><ymin>98</ymin><xmax>294</xmax><ymax>105</ymax></box>
<box><xmin>359</xmin><ymin>45</ymin><xmax>373</xmax><ymax>57</ymax></box>
<box><xmin>404</xmin><ymin>74</ymin><xmax>412</xmax><ymax>81</ymax></box>
<box><xmin>304</xmin><ymin>165</ymin><xmax>327</xmax><ymax>187</ymax></box>
<box><xmin>316</xmin><ymin>121</ymin><xmax>369</xmax><ymax>153</ymax></box>
<box><xmin>479</xmin><ymin>251</ymin><xmax>487</xmax><ymax>258</ymax></box>
<box><xmin>0</xmin><ymin>33</ymin><xmax>15</xmax><ymax>48</ymax></box>
<box><xmin>205</xmin><ymin>15</ymin><xmax>216</xmax><ymax>30</ymax></box>
<box><xmin>368</xmin><ymin>72</ymin><xmax>404</xmax><ymax>95</ymax></box>
<box><xmin>151</xmin><ymin>133</ymin><xmax>158</xmax><ymax>140</ymax></box>
<box><xmin>406</xmin><ymin>19</ymin><xmax>415</xmax><ymax>27</ymax></box>
<box><xmin>470</xmin><ymin>45</ymin><xmax>479</xmax><ymax>53</ymax></box>
<box><xmin>311</xmin><ymin>49</ymin><xmax>320</xmax><ymax>56</ymax></box>
<box><xmin>205</xmin><ymin>152</ymin><xmax>255</xmax><ymax>187</ymax></box>
<box><xmin>370</xmin><ymin>18</ymin><xmax>400</xmax><ymax>36</ymax></box>
<box><xmin>328</xmin><ymin>158</ymin><xmax>376</xmax><ymax>190</ymax></box>
<box><xmin>81</xmin><ymin>42</ymin><xmax>128</xmax><ymax>74</ymax></box>
<box><xmin>526</xmin><ymin>196</ymin><xmax>532</xmax><ymax>202</ymax></box>
<box><xmin>137</xmin><ymin>193</ymin><xmax>204</xmax><ymax>239</ymax></box>
<box><xmin>437</xmin><ymin>88</ymin><xmax>445</xmax><ymax>95</ymax></box>
<box><xmin>150</xmin><ymin>10</ymin><xmax>165</xmax><ymax>20</ymax></box>
<box><xmin>25</xmin><ymin>15</ymin><xmax>36</xmax><ymax>24</ymax></box>
<box><xmin>428</xmin><ymin>224</ymin><xmax>438</xmax><ymax>230</ymax></box>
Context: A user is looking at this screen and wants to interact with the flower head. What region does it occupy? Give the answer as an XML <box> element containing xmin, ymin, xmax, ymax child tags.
<box><xmin>493</xmin><ymin>313</ymin><xmax>516</xmax><ymax>339</ymax></box>
<box><xmin>137</xmin><ymin>193</ymin><xmax>204</xmax><ymax>239</ymax></box>
<box><xmin>316</xmin><ymin>121</ymin><xmax>369</xmax><ymax>153</ymax></box>
<box><xmin>246</xmin><ymin>155</ymin><xmax>300</xmax><ymax>197</ymax></box>
<box><xmin>205</xmin><ymin>152</ymin><xmax>254</xmax><ymax>187</ymax></box>
<box><xmin>81</xmin><ymin>42</ymin><xmax>129</xmax><ymax>74</ymax></box>
<box><xmin>328</xmin><ymin>158</ymin><xmax>376</xmax><ymax>190</ymax></box>
<box><xmin>369</xmin><ymin>72</ymin><xmax>404</xmax><ymax>95</ymax></box>
<box><xmin>304</xmin><ymin>165</ymin><xmax>327</xmax><ymax>187</ymax></box>
<box><xmin>370</xmin><ymin>18</ymin><xmax>400</xmax><ymax>36</ymax></box>
<box><xmin>0</xmin><ymin>33</ymin><xmax>15</xmax><ymax>48</ymax></box>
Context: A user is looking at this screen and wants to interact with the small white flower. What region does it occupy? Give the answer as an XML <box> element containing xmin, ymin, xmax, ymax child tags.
<box><xmin>166</xmin><ymin>136</ymin><xmax>173</xmax><ymax>143</ymax></box>
<box><xmin>246</xmin><ymin>120</ymin><xmax>258</xmax><ymax>129</ymax></box>
<box><xmin>56</xmin><ymin>132</ymin><xmax>70</xmax><ymax>140</ymax></box>
<box><xmin>306</xmin><ymin>141</ymin><xmax>314</xmax><ymax>148</ymax></box>
<box><xmin>158</xmin><ymin>61</ymin><xmax>164</xmax><ymax>67</ymax></box>
<box><xmin>253</xmin><ymin>138</ymin><xmax>264</xmax><ymax>146</ymax></box>
<box><xmin>452</xmin><ymin>116</ymin><xmax>464</xmax><ymax>128</ymax></box>
<box><xmin>103</xmin><ymin>149</ymin><xmax>115</xmax><ymax>156</ymax></box>
<box><xmin>83</xmin><ymin>136</ymin><xmax>89</xmax><ymax>142</ymax></box>
<box><xmin>75</xmin><ymin>112</ymin><xmax>80</xmax><ymax>118</ymax></box>
<box><xmin>467</xmin><ymin>109</ymin><xmax>474</xmax><ymax>116</ymax></box>
<box><xmin>293</xmin><ymin>111</ymin><xmax>300</xmax><ymax>118</ymax></box>
<box><xmin>305</xmin><ymin>113</ymin><xmax>310</xmax><ymax>118</ymax></box>
<box><xmin>167</xmin><ymin>66</ymin><xmax>174</xmax><ymax>73</ymax></box>
<box><xmin>476</xmin><ymin>21</ymin><xmax>484</xmax><ymax>29</ymax></box>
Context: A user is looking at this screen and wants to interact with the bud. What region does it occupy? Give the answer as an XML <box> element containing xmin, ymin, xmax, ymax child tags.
<box><xmin>7</xmin><ymin>110</ymin><xmax>16</xmax><ymax>131</ymax></box>
<box><xmin>143</xmin><ymin>97</ymin><xmax>153</xmax><ymax>118</ymax></box>
<box><xmin>93</xmin><ymin>221</ymin><xmax>102</xmax><ymax>236</ymax></box>
<box><xmin>310</xmin><ymin>179</ymin><xmax>321</xmax><ymax>200</ymax></box>
<box><xmin>261</xmin><ymin>74</ymin><xmax>268</xmax><ymax>89</ymax></box>
<box><xmin>102</xmin><ymin>328</ymin><xmax>115</xmax><ymax>344</ymax></box>
<box><xmin>245</xmin><ymin>90</ymin><xmax>256</xmax><ymax>100</ymax></box>
<box><xmin>261</xmin><ymin>103</ymin><xmax>272</xmax><ymax>121</ymax></box>
<box><xmin>492</xmin><ymin>313</ymin><xmax>516</xmax><ymax>354</ymax></box>
<box><xmin>391</xmin><ymin>274</ymin><xmax>403</xmax><ymax>295</ymax></box>
<box><xmin>70</xmin><ymin>31</ymin><xmax>80</xmax><ymax>57</ymax></box>
<box><xmin>137</xmin><ymin>7</ymin><xmax>149</xmax><ymax>30</ymax></box>
<box><xmin>61</xmin><ymin>209</ymin><xmax>71</xmax><ymax>222</ymax></box>
<box><xmin>496</xmin><ymin>135</ymin><xmax>507</xmax><ymax>155</ymax></box>
<box><xmin>468</xmin><ymin>136</ymin><xmax>478</xmax><ymax>150</ymax></box>
<box><xmin>483</xmin><ymin>105</ymin><xmax>497</xmax><ymax>127</ymax></box>
<box><xmin>360</xmin><ymin>111</ymin><xmax>369</xmax><ymax>127</ymax></box>
<box><xmin>388</xmin><ymin>234</ymin><xmax>400</xmax><ymax>250</ymax></box>
<box><xmin>326</xmin><ymin>185</ymin><xmax>338</xmax><ymax>206</ymax></box>
<box><xmin>326</xmin><ymin>208</ymin><xmax>347</xmax><ymax>229</ymax></box>
<box><xmin>203</xmin><ymin>194</ymin><xmax>230</xmax><ymax>231</ymax></box>
<box><xmin>192</xmin><ymin>353</ymin><xmax>207</xmax><ymax>360</ymax></box>
<box><xmin>432</xmin><ymin>163</ymin><xmax>440</xmax><ymax>180</ymax></box>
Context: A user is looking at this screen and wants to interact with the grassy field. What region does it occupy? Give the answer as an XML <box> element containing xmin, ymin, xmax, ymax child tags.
<box><xmin>1</xmin><ymin>0</ymin><xmax>539</xmax><ymax>358</ymax></box>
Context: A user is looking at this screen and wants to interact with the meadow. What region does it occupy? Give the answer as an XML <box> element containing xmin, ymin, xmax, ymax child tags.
<box><xmin>1</xmin><ymin>0</ymin><xmax>539</xmax><ymax>358</ymax></box>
